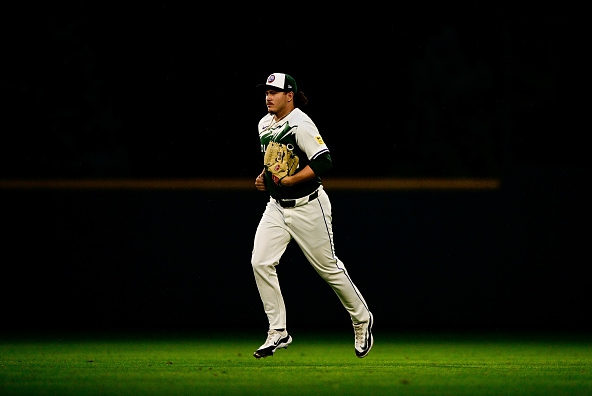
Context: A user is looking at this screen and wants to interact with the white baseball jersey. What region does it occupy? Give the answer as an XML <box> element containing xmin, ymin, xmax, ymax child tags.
<box><xmin>258</xmin><ymin>108</ymin><xmax>329</xmax><ymax>200</ymax></box>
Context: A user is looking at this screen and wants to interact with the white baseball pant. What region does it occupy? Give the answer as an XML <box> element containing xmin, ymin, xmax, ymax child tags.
<box><xmin>251</xmin><ymin>186</ymin><xmax>371</xmax><ymax>330</ymax></box>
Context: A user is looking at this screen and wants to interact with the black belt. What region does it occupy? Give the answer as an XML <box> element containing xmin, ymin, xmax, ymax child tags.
<box><xmin>276</xmin><ymin>190</ymin><xmax>319</xmax><ymax>208</ymax></box>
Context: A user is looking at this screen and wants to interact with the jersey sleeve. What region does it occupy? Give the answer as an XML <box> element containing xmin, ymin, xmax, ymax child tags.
<box><xmin>308</xmin><ymin>152</ymin><xmax>332</xmax><ymax>176</ymax></box>
<box><xmin>294</xmin><ymin>118</ymin><xmax>329</xmax><ymax>161</ymax></box>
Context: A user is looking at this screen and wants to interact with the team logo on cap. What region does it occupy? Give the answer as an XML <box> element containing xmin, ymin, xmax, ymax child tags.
<box><xmin>268</xmin><ymin>75</ymin><xmax>276</xmax><ymax>83</ymax></box>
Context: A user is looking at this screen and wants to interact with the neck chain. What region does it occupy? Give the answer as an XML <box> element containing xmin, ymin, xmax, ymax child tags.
<box><xmin>265</xmin><ymin>110</ymin><xmax>292</xmax><ymax>131</ymax></box>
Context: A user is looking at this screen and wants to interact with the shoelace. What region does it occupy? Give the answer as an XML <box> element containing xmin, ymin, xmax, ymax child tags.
<box><xmin>265</xmin><ymin>329</ymin><xmax>282</xmax><ymax>344</ymax></box>
<box><xmin>353</xmin><ymin>323</ymin><xmax>366</xmax><ymax>345</ymax></box>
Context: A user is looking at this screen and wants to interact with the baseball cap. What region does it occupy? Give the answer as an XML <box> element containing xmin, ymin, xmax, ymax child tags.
<box><xmin>256</xmin><ymin>73</ymin><xmax>298</xmax><ymax>93</ymax></box>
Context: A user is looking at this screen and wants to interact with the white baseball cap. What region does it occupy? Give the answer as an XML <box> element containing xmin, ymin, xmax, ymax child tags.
<box><xmin>256</xmin><ymin>73</ymin><xmax>297</xmax><ymax>93</ymax></box>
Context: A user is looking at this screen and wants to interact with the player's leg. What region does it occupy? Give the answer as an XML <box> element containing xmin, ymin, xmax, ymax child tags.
<box><xmin>251</xmin><ymin>200</ymin><xmax>293</xmax><ymax>358</ymax></box>
<box><xmin>290</xmin><ymin>188</ymin><xmax>373</xmax><ymax>357</ymax></box>
<box><xmin>290</xmin><ymin>189</ymin><xmax>371</xmax><ymax>322</ymax></box>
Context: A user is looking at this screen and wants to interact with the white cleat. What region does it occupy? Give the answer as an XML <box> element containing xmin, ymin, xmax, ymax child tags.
<box><xmin>353</xmin><ymin>312</ymin><xmax>374</xmax><ymax>358</ymax></box>
<box><xmin>253</xmin><ymin>329</ymin><xmax>292</xmax><ymax>359</ymax></box>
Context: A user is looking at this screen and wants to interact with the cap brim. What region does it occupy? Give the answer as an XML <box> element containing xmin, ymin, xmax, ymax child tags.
<box><xmin>256</xmin><ymin>83</ymin><xmax>288</xmax><ymax>92</ymax></box>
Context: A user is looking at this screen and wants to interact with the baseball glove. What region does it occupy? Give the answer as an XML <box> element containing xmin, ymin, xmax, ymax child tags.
<box><xmin>263</xmin><ymin>141</ymin><xmax>299</xmax><ymax>185</ymax></box>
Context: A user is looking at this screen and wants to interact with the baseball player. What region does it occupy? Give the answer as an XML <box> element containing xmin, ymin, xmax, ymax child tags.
<box><xmin>251</xmin><ymin>73</ymin><xmax>373</xmax><ymax>359</ymax></box>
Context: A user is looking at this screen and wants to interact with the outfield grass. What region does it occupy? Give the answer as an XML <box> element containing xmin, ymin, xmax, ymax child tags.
<box><xmin>1</xmin><ymin>329</ymin><xmax>591</xmax><ymax>395</ymax></box>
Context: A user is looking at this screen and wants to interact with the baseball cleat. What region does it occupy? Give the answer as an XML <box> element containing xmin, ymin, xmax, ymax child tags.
<box><xmin>353</xmin><ymin>312</ymin><xmax>373</xmax><ymax>358</ymax></box>
<box><xmin>253</xmin><ymin>329</ymin><xmax>292</xmax><ymax>359</ymax></box>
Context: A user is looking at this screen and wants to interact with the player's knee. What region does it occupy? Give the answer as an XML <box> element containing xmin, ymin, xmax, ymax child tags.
<box><xmin>251</xmin><ymin>258</ymin><xmax>267</xmax><ymax>269</ymax></box>
<box><xmin>251</xmin><ymin>255</ymin><xmax>277</xmax><ymax>271</ymax></box>
<box><xmin>251</xmin><ymin>254</ymin><xmax>263</xmax><ymax>269</ymax></box>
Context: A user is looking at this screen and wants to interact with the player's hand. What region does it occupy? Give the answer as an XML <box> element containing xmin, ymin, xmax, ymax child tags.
<box><xmin>255</xmin><ymin>173</ymin><xmax>267</xmax><ymax>191</ymax></box>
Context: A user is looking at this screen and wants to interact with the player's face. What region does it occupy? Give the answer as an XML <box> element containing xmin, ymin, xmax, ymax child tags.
<box><xmin>265</xmin><ymin>90</ymin><xmax>291</xmax><ymax>116</ymax></box>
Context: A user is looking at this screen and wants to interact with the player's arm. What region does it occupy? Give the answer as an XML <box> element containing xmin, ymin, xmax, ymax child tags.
<box><xmin>280</xmin><ymin>165</ymin><xmax>314</xmax><ymax>186</ymax></box>
<box><xmin>280</xmin><ymin>153</ymin><xmax>332</xmax><ymax>187</ymax></box>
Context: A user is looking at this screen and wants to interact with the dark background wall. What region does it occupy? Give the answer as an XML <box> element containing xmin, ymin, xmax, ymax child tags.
<box><xmin>1</xmin><ymin>5</ymin><xmax>591</xmax><ymax>332</ymax></box>
<box><xmin>3</xmin><ymin>167</ymin><xmax>590</xmax><ymax>332</ymax></box>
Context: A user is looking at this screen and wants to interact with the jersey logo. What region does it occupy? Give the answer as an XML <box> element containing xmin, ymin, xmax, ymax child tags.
<box><xmin>315</xmin><ymin>135</ymin><xmax>325</xmax><ymax>145</ymax></box>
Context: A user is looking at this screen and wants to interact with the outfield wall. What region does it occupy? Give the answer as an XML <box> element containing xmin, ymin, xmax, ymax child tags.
<box><xmin>2</xmin><ymin>166</ymin><xmax>589</xmax><ymax>331</ymax></box>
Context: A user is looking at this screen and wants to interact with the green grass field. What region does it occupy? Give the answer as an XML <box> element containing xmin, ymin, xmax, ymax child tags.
<box><xmin>1</xmin><ymin>329</ymin><xmax>591</xmax><ymax>395</ymax></box>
